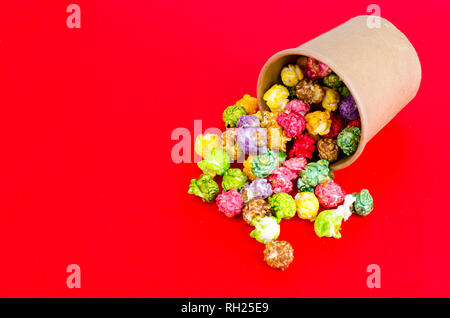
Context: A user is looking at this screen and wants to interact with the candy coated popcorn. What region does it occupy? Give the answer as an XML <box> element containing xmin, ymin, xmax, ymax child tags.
<box><xmin>277</xmin><ymin>151</ymin><xmax>287</xmax><ymax>166</ymax></box>
<box><xmin>323</xmin><ymin>112</ymin><xmax>346</xmax><ymax>138</ymax></box>
<box><xmin>255</xmin><ymin>111</ymin><xmax>280</xmax><ymax>128</ymax></box>
<box><xmin>297</xmin><ymin>178</ymin><xmax>315</xmax><ymax>193</ymax></box>
<box><xmin>338</xmin><ymin>85</ymin><xmax>350</xmax><ymax>98</ymax></box>
<box><xmin>194</xmin><ymin>133</ymin><xmax>222</xmax><ymax>158</ymax></box>
<box><xmin>351</xmin><ymin>189</ymin><xmax>374</xmax><ymax>216</ymax></box>
<box><xmin>337</xmin><ymin>126</ymin><xmax>361</xmax><ymax>156</ymax></box>
<box><xmin>283</xmin><ymin>157</ymin><xmax>307</xmax><ymax>173</ymax></box>
<box><xmin>223</xmin><ymin>105</ymin><xmax>246</xmax><ymax>128</ymax></box>
<box><xmin>221</xmin><ymin>128</ymin><xmax>244</xmax><ymax>162</ymax></box>
<box><xmin>296</xmin><ymin>79</ymin><xmax>325</xmax><ymax>104</ymax></box>
<box><xmin>216</xmin><ymin>189</ymin><xmax>244</xmax><ymax>217</ymax></box>
<box><xmin>263</xmin><ymin>84</ymin><xmax>289</xmax><ymax>112</ymax></box>
<box><xmin>188</xmin><ymin>174</ymin><xmax>219</xmax><ymax>203</ymax></box>
<box><xmin>241</xmin><ymin>178</ymin><xmax>273</xmax><ymax>202</ymax></box>
<box><xmin>323</xmin><ymin>73</ymin><xmax>342</xmax><ymax>89</ymax></box>
<box><xmin>285</xmin><ymin>99</ymin><xmax>310</xmax><ymax>116</ymax></box>
<box><xmin>296</xmin><ymin>56</ymin><xmax>308</xmax><ymax>71</ymax></box>
<box><xmin>198</xmin><ymin>149</ymin><xmax>230</xmax><ymax>176</ymax></box>
<box><xmin>300</xmin><ymin>159</ymin><xmax>332</xmax><ymax>188</ymax></box>
<box><xmin>222</xmin><ymin>168</ymin><xmax>248</xmax><ymax>191</ymax></box>
<box><xmin>339</xmin><ymin>95</ymin><xmax>359</xmax><ymax>121</ymax></box>
<box><xmin>236</xmin><ymin>115</ymin><xmax>260</xmax><ymax>128</ymax></box>
<box><xmin>322</xmin><ymin>88</ymin><xmax>340</xmax><ymax>112</ymax></box>
<box><xmin>333</xmin><ymin>194</ymin><xmax>356</xmax><ymax>221</ymax></box>
<box><xmin>267</xmin><ymin>127</ymin><xmax>291</xmax><ymax>153</ymax></box>
<box><xmin>288</xmin><ymin>133</ymin><xmax>316</xmax><ymax>159</ymax></box>
<box><xmin>242</xmin><ymin>198</ymin><xmax>273</xmax><ymax>225</ymax></box>
<box><xmin>251</xmin><ymin>150</ymin><xmax>279</xmax><ymax>178</ymax></box>
<box><xmin>315</xmin><ymin>180</ymin><xmax>346</xmax><ymax>209</ymax></box>
<box><xmin>270</xmin><ymin>166</ymin><xmax>298</xmax><ymax>181</ymax></box>
<box><xmin>314</xmin><ymin>210</ymin><xmax>343</xmax><ymax>239</ymax></box>
<box><xmin>305</xmin><ymin>111</ymin><xmax>332</xmax><ymax>136</ymax></box>
<box><xmin>264</xmin><ymin>240</ymin><xmax>294</xmax><ymax>271</ymax></box>
<box><xmin>306</xmin><ymin>57</ymin><xmax>332</xmax><ymax>79</ymax></box>
<box><xmin>281</xmin><ymin>64</ymin><xmax>304</xmax><ymax>87</ymax></box>
<box><xmin>347</xmin><ymin>119</ymin><xmax>361</xmax><ymax>129</ymax></box>
<box><xmin>317</xmin><ymin>138</ymin><xmax>339</xmax><ymax>163</ymax></box>
<box><xmin>276</xmin><ymin>112</ymin><xmax>306</xmax><ymax>139</ymax></box>
<box><xmin>250</xmin><ymin>216</ymin><xmax>280</xmax><ymax>244</ymax></box>
<box><xmin>295</xmin><ymin>192</ymin><xmax>319</xmax><ymax>221</ymax></box>
<box><xmin>268</xmin><ymin>173</ymin><xmax>293</xmax><ymax>193</ymax></box>
<box><xmin>268</xmin><ymin>193</ymin><xmax>297</xmax><ymax>222</ymax></box>
<box><xmin>236</xmin><ymin>127</ymin><xmax>267</xmax><ymax>155</ymax></box>
<box><xmin>236</xmin><ymin>94</ymin><xmax>258</xmax><ymax>114</ymax></box>
<box><xmin>243</xmin><ymin>155</ymin><xmax>258</xmax><ymax>181</ymax></box>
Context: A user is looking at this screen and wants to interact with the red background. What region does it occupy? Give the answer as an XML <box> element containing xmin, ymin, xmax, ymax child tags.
<box><xmin>0</xmin><ymin>0</ymin><xmax>449</xmax><ymax>297</ymax></box>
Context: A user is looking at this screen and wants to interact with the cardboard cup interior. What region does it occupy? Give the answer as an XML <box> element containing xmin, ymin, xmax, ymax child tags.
<box><xmin>257</xmin><ymin>15</ymin><xmax>421</xmax><ymax>170</ymax></box>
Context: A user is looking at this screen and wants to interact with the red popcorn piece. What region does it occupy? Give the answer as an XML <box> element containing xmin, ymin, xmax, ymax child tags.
<box><xmin>283</xmin><ymin>157</ymin><xmax>307</xmax><ymax>173</ymax></box>
<box><xmin>323</xmin><ymin>112</ymin><xmax>346</xmax><ymax>138</ymax></box>
<box><xmin>285</xmin><ymin>99</ymin><xmax>310</xmax><ymax>116</ymax></box>
<box><xmin>267</xmin><ymin>173</ymin><xmax>294</xmax><ymax>194</ymax></box>
<box><xmin>315</xmin><ymin>180</ymin><xmax>346</xmax><ymax>209</ymax></box>
<box><xmin>288</xmin><ymin>133</ymin><xmax>316</xmax><ymax>159</ymax></box>
<box><xmin>216</xmin><ymin>189</ymin><xmax>244</xmax><ymax>217</ymax></box>
<box><xmin>306</xmin><ymin>57</ymin><xmax>332</xmax><ymax>79</ymax></box>
<box><xmin>347</xmin><ymin>119</ymin><xmax>361</xmax><ymax>129</ymax></box>
<box><xmin>276</xmin><ymin>112</ymin><xmax>306</xmax><ymax>138</ymax></box>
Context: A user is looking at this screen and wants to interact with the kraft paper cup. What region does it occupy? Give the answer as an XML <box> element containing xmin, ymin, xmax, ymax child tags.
<box><xmin>257</xmin><ymin>15</ymin><xmax>421</xmax><ymax>170</ymax></box>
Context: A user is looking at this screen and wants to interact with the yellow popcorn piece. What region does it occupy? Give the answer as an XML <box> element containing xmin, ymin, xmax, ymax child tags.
<box><xmin>295</xmin><ymin>192</ymin><xmax>320</xmax><ymax>221</ymax></box>
<box><xmin>281</xmin><ymin>64</ymin><xmax>304</xmax><ymax>87</ymax></box>
<box><xmin>267</xmin><ymin>127</ymin><xmax>291</xmax><ymax>152</ymax></box>
<box><xmin>243</xmin><ymin>155</ymin><xmax>258</xmax><ymax>181</ymax></box>
<box><xmin>255</xmin><ymin>110</ymin><xmax>280</xmax><ymax>129</ymax></box>
<box><xmin>305</xmin><ymin>110</ymin><xmax>332</xmax><ymax>136</ymax></box>
<box><xmin>322</xmin><ymin>88</ymin><xmax>340</xmax><ymax>112</ymax></box>
<box><xmin>194</xmin><ymin>134</ymin><xmax>222</xmax><ymax>158</ymax></box>
<box><xmin>262</xmin><ymin>84</ymin><xmax>289</xmax><ymax>112</ymax></box>
<box><xmin>236</xmin><ymin>94</ymin><xmax>258</xmax><ymax>115</ymax></box>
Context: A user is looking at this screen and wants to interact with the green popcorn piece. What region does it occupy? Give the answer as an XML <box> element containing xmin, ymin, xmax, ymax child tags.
<box><xmin>222</xmin><ymin>168</ymin><xmax>248</xmax><ymax>191</ymax></box>
<box><xmin>197</xmin><ymin>149</ymin><xmax>230</xmax><ymax>176</ymax></box>
<box><xmin>323</xmin><ymin>73</ymin><xmax>342</xmax><ymax>89</ymax></box>
<box><xmin>338</xmin><ymin>85</ymin><xmax>350</xmax><ymax>98</ymax></box>
<box><xmin>268</xmin><ymin>193</ymin><xmax>296</xmax><ymax>222</ymax></box>
<box><xmin>314</xmin><ymin>210</ymin><xmax>343</xmax><ymax>239</ymax></box>
<box><xmin>351</xmin><ymin>189</ymin><xmax>374</xmax><ymax>216</ymax></box>
<box><xmin>188</xmin><ymin>174</ymin><xmax>219</xmax><ymax>203</ymax></box>
<box><xmin>277</xmin><ymin>151</ymin><xmax>287</xmax><ymax>165</ymax></box>
<box><xmin>223</xmin><ymin>105</ymin><xmax>246</xmax><ymax>128</ymax></box>
<box><xmin>337</xmin><ymin>126</ymin><xmax>361</xmax><ymax>156</ymax></box>
<box><xmin>297</xmin><ymin>178</ymin><xmax>315</xmax><ymax>193</ymax></box>
<box><xmin>250</xmin><ymin>216</ymin><xmax>280</xmax><ymax>244</ymax></box>
<box><xmin>251</xmin><ymin>149</ymin><xmax>278</xmax><ymax>178</ymax></box>
<box><xmin>300</xmin><ymin>159</ymin><xmax>332</xmax><ymax>188</ymax></box>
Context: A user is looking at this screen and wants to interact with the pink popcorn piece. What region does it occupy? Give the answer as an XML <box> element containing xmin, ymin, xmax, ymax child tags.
<box><xmin>267</xmin><ymin>167</ymin><xmax>297</xmax><ymax>194</ymax></box>
<box><xmin>270</xmin><ymin>166</ymin><xmax>298</xmax><ymax>181</ymax></box>
<box><xmin>306</xmin><ymin>57</ymin><xmax>332</xmax><ymax>79</ymax></box>
<box><xmin>314</xmin><ymin>180</ymin><xmax>346</xmax><ymax>209</ymax></box>
<box><xmin>216</xmin><ymin>189</ymin><xmax>244</xmax><ymax>217</ymax></box>
<box><xmin>283</xmin><ymin>157</ymin><xmax>307</xmax><ymax>173</ymax></box>
<box><xmin>285</xmin><ymin>99</ymin><xmax>310</xmax><ymax>116</ymax></box>
<box><xmin>276</xmin><ymin>112</ymin><xmax>306</xmax><ymax>138</ymax></box>
<box><xmin>267</xmin><ymin>174</ymin><xmax>294</xmax><ymax>194</ymax></box>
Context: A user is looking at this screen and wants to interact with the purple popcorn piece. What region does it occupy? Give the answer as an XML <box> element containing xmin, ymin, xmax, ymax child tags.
<box><xmin>241</xmin><ymin>178</ymin><xmax>273</xmax><ymax>202</ymax></box>
<box><xmin>339</xmin><ymin>95</ymin><xmax>360</xmax><ymax>121</ymax></box>
<box><xmin>236</xmin><ymin>127</ymin><xmax>267</xmax><ymax>155</ymax></box>
<box><xmin>236</xmin><ymin>115</ymin><xmax>261</xmax><ymax>128</ymax></box>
